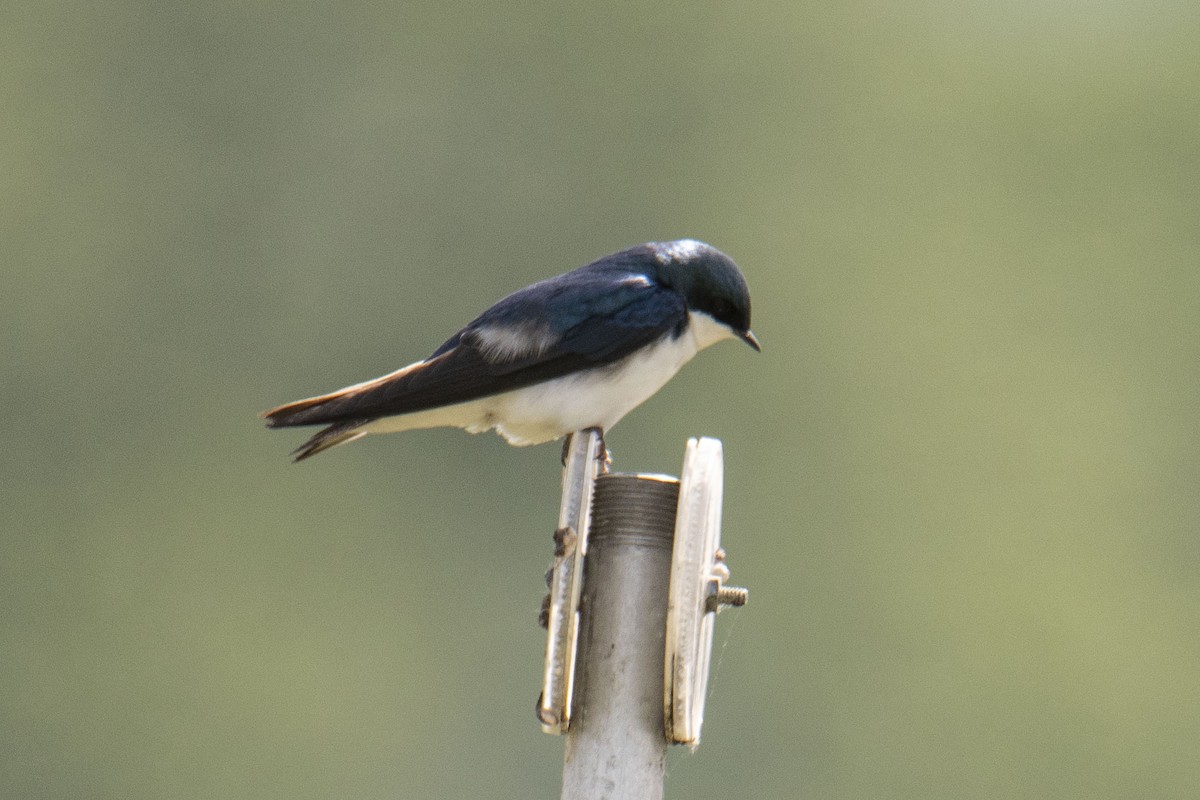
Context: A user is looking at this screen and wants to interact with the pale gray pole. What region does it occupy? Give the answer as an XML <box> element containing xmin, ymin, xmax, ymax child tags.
<box><xmin>560</xmin><ymin>472</ymin><xmax>679</xmax><ymax>800</ymax></box>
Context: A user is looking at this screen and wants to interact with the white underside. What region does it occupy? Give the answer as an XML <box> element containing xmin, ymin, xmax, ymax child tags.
<box><xmin>359</xmin><ymin>311</ymin><xmax>734</xmax><ymax>446</ymax></box>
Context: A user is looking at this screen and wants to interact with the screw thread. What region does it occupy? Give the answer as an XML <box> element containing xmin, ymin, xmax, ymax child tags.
<box><xmin>708</xmin><ymin>585</ymin><xmax>749</xmax><ymax>612</ymax></box>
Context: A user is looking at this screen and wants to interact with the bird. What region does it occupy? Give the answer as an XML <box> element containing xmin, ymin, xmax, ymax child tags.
<box><xmin>262</xmin><ymin>239</ymin><xmax>759</xmax><ymax>461</ymax></box>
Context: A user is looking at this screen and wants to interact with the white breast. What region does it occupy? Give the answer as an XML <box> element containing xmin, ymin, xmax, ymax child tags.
<box><xmin>485</xmin><ymin>311</ymin><xmax>734</xmax><ymax>444</ymax></box>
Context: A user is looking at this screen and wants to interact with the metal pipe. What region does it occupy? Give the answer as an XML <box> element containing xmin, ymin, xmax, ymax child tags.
<box><xmin>560</xmin><ymin>473</ymin><xmax>679</xmax><ymax>800</ymax></box>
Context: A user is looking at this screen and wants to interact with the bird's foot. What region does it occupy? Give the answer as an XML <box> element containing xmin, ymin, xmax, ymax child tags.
<box><xmin>584</xmin><ymin>426</ymin><xmax>611</xmax><ymax>470</ymax></box>
<box><xmin>560</xmin><ymin>428</ymin><xmax>611</xmax><ymax>470</ymax></box>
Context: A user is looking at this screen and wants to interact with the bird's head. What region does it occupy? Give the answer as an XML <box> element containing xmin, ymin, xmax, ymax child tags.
<box><xmin>649</xmin><ymin>239</ymin><xmax>760</xmax><ymax>351</ymax></box>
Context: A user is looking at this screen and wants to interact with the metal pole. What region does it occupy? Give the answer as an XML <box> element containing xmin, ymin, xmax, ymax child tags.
<box><xmin>560</xmin><ymin>473</ymin><xmax>679</xmax><ymax>800</ymax></box>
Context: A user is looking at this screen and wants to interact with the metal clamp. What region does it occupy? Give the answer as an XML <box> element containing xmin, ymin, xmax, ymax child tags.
<box><xmin>664</xmin><ymin>437</ymin><xmax>748</xmax><ymax>746</ymax></box>
<box><xmin>538</xmin><ymin>430</ymin><xmax>604</xmax><ymax>733</ymax></box>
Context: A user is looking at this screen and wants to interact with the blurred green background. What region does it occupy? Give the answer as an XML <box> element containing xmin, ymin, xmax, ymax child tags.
<box><xmin>3</xmin><ymin>1</ymin><xmax>1198</xmax><ymax>797</ymax></box>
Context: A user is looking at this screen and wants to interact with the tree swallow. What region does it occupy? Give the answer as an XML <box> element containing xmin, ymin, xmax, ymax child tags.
<box><xmin>263</xmin><ymin>239</ymin><xmax>759</xmax><ymax>461</ymax></box>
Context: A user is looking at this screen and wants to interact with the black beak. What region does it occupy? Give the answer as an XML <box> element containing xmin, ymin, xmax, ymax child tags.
<box><xmin>739</xmin><ymin>329</ymin><xmax>761</xmax><ymax>352</ymax></box>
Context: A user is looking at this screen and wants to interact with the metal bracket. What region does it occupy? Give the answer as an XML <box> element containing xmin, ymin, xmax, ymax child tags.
<box><xmin>538</xmin><ymin>430</ymin><xmax>604</xmax><ymax>733</ymax></box>
<box><xmin>539</xmin><ymin>433</ymin><xmax>746</xmax><ymax>742</ymax></box>
<box><xmin>664</xmin><ymin>437</ymin><xmax>748</xmax><ymax>746</ymax></box>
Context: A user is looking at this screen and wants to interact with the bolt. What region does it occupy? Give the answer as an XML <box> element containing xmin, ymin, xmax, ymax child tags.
<box><xmin>706</xmin><ymin>585</ymin><xmax>749</xmax><ymax>613</ymax></box>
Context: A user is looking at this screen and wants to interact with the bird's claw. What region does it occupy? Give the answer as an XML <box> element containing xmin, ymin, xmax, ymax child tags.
<box><xmin>560</xmin><ymin>428</ymin><xmax>610</xmax><ymax>469</ymax></box>
<box><xmin>586</xmin><ymin>426</ymin><xmax>611</xmax><ymax>470</ymax></box>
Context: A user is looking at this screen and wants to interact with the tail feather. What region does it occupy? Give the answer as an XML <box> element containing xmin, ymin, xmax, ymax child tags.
<box><xmin>290</xmin><ymin>421</ymin><xmax>369</xmax><ymax>462</ymax></box>
<box><xmin>263</xmin><ymin>369</ymin><xmax>420</xmax><ymax>460</ymax></box>
<box><xmin>261</xmin><ymin>359</ymin><xmax>427</xmax><ymax>429</ymax></box>
<box><xmin>263</xmin><ymin>356</ymin><xmax>438</xmax><ymax>460</ymax></box>
<box><xmin>261</xmin><ymin>394</ymin><xmax>332</xmax><ymax>427</ymax></box>
<box><xmin>261</xmin><ymin>390</ymin><xmax>359</xmax><ymax>429</ymax></box>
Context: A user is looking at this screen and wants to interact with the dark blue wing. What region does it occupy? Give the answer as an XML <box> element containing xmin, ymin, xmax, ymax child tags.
<box><xmin>266</xmin><ymin>272</ymin><xmax>686</xmax><ymax>427</ymax></box>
